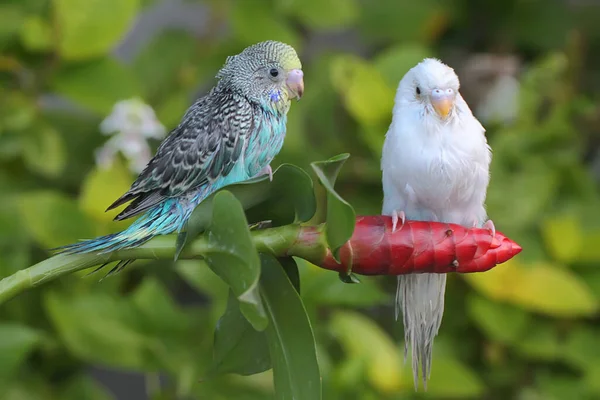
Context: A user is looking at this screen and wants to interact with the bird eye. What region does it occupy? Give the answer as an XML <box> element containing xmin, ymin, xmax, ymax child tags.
<box><xmin>269</xmin><ymin>68</ymin><xmax>279</xmax><ymax>78</ymax></box>
<box><xmin>416</xmin><ymin>87</ymin><xmax>421</xmax><ymax>95</ymax></box>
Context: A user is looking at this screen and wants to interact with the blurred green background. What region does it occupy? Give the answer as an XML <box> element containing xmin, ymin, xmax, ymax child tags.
<box><xmin>2</xmin><ymin>0</ymin><xmax>600</xmax><ymax>399</ymax></box>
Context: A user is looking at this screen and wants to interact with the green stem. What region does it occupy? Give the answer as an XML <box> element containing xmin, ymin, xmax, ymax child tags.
<box><xmin>0</xmin><ymin>224</ymin><xmax>327</xmax><ymax>306</ymax></box>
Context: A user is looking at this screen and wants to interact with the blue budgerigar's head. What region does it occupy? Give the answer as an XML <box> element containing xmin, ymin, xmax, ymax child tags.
<box><xmin>216</xmin><ymin>41</ymin><xmax>304</xmax><ymax>113</ymax></box>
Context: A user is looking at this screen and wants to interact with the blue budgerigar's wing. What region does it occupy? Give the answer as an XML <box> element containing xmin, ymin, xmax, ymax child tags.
<box><xmin>107</xmin><ymin>90</ymin><xmax>255</xmax><ymax>221</ymax></box>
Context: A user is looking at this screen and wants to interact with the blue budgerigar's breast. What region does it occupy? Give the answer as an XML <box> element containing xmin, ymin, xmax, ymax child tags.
<box><xmin>244</xmin><ymin>110</ymin><xmax>287</xmax><ymax>177</ymax></box>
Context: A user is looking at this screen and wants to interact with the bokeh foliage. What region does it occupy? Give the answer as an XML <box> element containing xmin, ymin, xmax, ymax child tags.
<box><xmin>1</xmin><ymin>0</ymin><xmax>600</xmax><ymax>399</ymax></box>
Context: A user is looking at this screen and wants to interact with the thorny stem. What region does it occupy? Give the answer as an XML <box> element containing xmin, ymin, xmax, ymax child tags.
<box><xmin>0</xmin><ymin>224</ymin><xmax>327</xmax><ymax>306</ymax></box>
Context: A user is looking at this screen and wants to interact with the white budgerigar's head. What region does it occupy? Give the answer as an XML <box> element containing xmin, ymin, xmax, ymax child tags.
<box><xmin>394</xmin><ymin>58</ymin><xmax>466</xmax><ymax>123</ymax></box>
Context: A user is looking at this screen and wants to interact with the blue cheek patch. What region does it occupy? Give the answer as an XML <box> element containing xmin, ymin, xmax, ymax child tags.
<box><xmin>270</xmin><ymin>90</ymin><xmax>281</xmax><ymax>102</ymax></box>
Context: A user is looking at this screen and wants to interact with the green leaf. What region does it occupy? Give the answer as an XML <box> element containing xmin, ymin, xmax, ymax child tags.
<box><xmin>231</xmin><ymin>0</ymin><xmax>300</xmax><ymax>50</ymax></box>
<box><xmin>282</xmin><ymin>0</ymin><xmax>359</xmax><ymax>30</ymax></box>
<box><xmin>22</xmin><ymin>124</ymin><xmax>67</xmax><ymax>178</ymax></box>
<box><xmin>423</xmin><ymin>357</ymin><xmax>485</xmax><ymax>398</ymax></box>
<box><xmin>357</xmin><ymin>0</ymin><xmax>448</xmax><ymax>42</ymax></box>
<box><xmin>176</xmin><ymin>260</ymin><xmax>229</xmax><ymax>302</ymax></box>
<box><xmin>310</xmin><ymin>153</ymin><xmax>355</xmax><ymax>261</ymax></box>
<box><xmin>541</xmin><ymin>214</ymin><xmax>583</xmax><ymax>263</ymax></box>
<box><xmin>297</xmin><ymin>259</ymin><xmax>389</xmax><ymax>307</ymax></box>
<box><xmin>18</xmin><ymin>190</ymin><xmax>96</xmax><ymax>248</ymax></box>
<box><xmin>374</xmin><ymin>44</ymin><xmax>432</xmax><ymax>89</ymax></box>
<box><xmin>0</xmin><ymin>5</ymin><xmax>24</xmax><ymax>47</ymax></box>
<box><xmin>78</xmin><ymin>159</ymin><xmax>133</xmax><ymax>224</ymax></box>
<box><xmin>208</xmin><ymin>290</ymin><xmax>271</xmax><ymax>377</ymax></box>
<box><xmin>19</xmin><ymin>15</ymin><xmax>53</xmax><ymax>52</ymax></box>
<box><xmin>59</xmin><ymin>375</ymin><xmax>114</xmax><ymax>400</ymax></box>
<box><xmin>534</xmin><ymin>371</ymin><xmax>591</xmax><ymax>400</ymax></box>
<box><xmin>259</xmin><ymin>254</ymin><xmax>321</xmax><ymax>400</ymax></box>
<box><xmin>52</xmin><ymin>58</ymin><xmax>141</xmax><ymax>115</ymax></box>
<box><xmin>205</xmin><ymin>191</ymin><xmax>267</xmax><ymax>331</ymax></box>
<box><xmin>329</xmin><ymin>311</ymin><xmax>403</xmax><ymax>393</ymax></box>
<box><xmin>465</xmin><ymin>260</ymin><xmax>599</xmax><ymax>317</ymax></box>
<box><xmin>44</xmin><ymin>291</ymin><xmax>153</xmax><ymax>369</ymax></box>
<box><xmin>0</xmin><ymin>323</ymin><xmax>42</xmax><ymax>383</ymax></box>
<box><xmin>563</xmin><ymin>326</ymin><xmax>600</xmax><ymax>371</ymax></box>
<box><xmin>513</xmin><ymin>319</ymin><xmax>562</xmax><ymax>361</ymax></box>
<box><xmin>132</xmin><ymin>30</ymin><xmax>198</xmax><ymax>99</ymax></box>
<box><xmin>54</xmin><ymin>0</ymin><xmax>140</xmax><ymax>60</ymax></box>
<box><xmin>129</xmin><ymin>278</ymin><xmax>190</xmax><ymax>336</ymax></box>
<box><xmin>466</xmin><ymin>294</ymin><xmax>530</xmax><ymax>344</ymax></box>
<box><xmin>330</xmin><ymin>55</ymin><xmax>394</xmax><ymax>125</ymax></box>
<box><xmin>184</xmin><ymin>163</ymin><xmax>315</xmax><ymax>249</ymax></box>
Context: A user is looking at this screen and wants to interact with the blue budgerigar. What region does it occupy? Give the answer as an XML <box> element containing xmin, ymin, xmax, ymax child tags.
<box><xmin>58</xmin><ymin>41</ymin><xmax>303</xmax><ymax>259</ymax></box>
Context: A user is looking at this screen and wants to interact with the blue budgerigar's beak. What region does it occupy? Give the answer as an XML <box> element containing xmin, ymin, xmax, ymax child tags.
<box><xmin>286</xmin><ymin>69</ymin><xmax>304</xmax><ymax>100</ymax></box>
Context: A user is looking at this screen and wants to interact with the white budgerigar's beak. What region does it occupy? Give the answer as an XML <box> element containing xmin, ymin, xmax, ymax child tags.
<box><xmin>431</xmin><ymin>88</ymin><xmax>456</xmax><ymax>119</ymax></box>
<box><xmin>286</xmin><ymin>69</ymin><xmax>304</xmax><ymax>100</ymax></box>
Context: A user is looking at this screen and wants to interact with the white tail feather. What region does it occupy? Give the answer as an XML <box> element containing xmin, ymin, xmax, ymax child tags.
<box><xmin>396</xmin><ymin>273</ymin><xmax>447</xmax><ymax>390</ymax></box>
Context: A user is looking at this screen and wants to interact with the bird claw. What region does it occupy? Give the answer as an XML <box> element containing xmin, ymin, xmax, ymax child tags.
<box><xmin>391</xmin><ymin>210</ymin><xmax>406</xmax><ymax>233</ymax></box>
<box><xmin>483</xmin><ymin>219</ymin><xmax>496</xmax><ymax>238</ymax></box>
<box><xmin>260</xmin><ymin>165</ymin><xmax>273</xmax><ymax>182</ymax></box>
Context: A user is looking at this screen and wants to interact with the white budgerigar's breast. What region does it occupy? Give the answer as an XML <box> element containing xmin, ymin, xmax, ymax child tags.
<box><xmin>382</xmin><ymin>112</ymin><xmax>491</xmax><ymax>226</ymax></box>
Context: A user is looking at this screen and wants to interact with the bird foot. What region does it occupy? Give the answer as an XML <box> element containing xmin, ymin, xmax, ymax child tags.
<box><xmin>391</xmin><ymin>210</ymin><xmax>406</xmax><ymax>233</ymax></box>
<box><xmin>259</xmin><ymin>165</ymin><xmax>273</xmax><ymax>182</ymax></box>
<box><xmin>483</xmin><ymin>219</ymin><xmax>496</xmax><ymax>238</ymax></box>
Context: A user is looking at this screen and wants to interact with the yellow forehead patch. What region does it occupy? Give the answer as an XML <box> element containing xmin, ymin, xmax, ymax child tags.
<box><xmin>277</xmin><ymin>46</ymin><xmax>302</xmax><ymax>71</ymax></box>
<box><xmin>243</xmin><ymin>40</ymin><xmax>302</xmax><ymax>71</ymax></box>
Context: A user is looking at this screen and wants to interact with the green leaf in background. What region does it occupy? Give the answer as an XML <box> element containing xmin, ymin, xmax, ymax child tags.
<box><xmin>563</xmin><ymin>326</ymin><xmax>600</xmax><ymax>371</ymax></box>
<box><xmin>44</xmin><ymin>291</ymin><xmax>153</xmax><ymax>369</ymax></box>
<box><xmin>79</xmin><ymin>159</ymin><xmax>133</xmax><ymax>224</ymax></box>
<box><xmin>513</xmin><ymin>319</ymin><xmax>562</xmax><ymax>361</ymax></box>
<box><xmin>176</xmin><ymin>260</ymin><xmax>229</xmax><ymax>304</ymax></box>
<box><xmin>423</xmin><ymin>357</ymin><xmax>485</xmax><ymax>398</ymax></box>
<box><xmin>541</xmin><ymin>214</ymin><xmax>583</xmax><ymax>263</ymax></box>
<box><xmin>208</xmin><ymin>290</ymin><xmax>271</xmax><ymax>377</ymax></box>
<box><xmin>282</xmin><ymin>0</ymin><xmax>359</xmax><ymax>30</ymax></box>
<box><xmin>466</xmin><ymin>294</ymin><xmax>530</xmax><ymax>345</ymax></box>
<box><xmin>18</xmin><ymin>191</ymin><xmax>97</xmax><ymax>249</ymax></box>
<box><xmin>464</xmin><ymin>260</ymin><xmax>599</xmax><ymax>317</ymax></box>
<box><xmin>0</xmin><ymin>5</ymin><xmax>24</xmax><ymax>47</ymax></box>
<box><xmin>205</xmin><ymin>190</ymin><xmax>267</xmax><ymax>331</ymax></box>
<box><xmin>357</xmin><ymin>0</ymin><xmax>448</xmax><ymax>43</ymax></box>
<box><xmin>19</xmin><ymin>15</ymin><xmax>53</xmax><ymax>52</ymax></box>
<box><xmin>259</xmin><ymin>254</ymin><xmax>321</xmax><ymax>400</ymax></box>
<box><xmin>297</xmin><ymin>259</ymin><xmax>389</xmax><ymax>307</ymax></box>
<box><xmin>311</xmin><ymin>153</ymin><xmax>355</xmax><ymax>261</ymax></box>
<box><xmin>52</xmin><ymin>58</ymin><xmax>141</xmax><ymax>115</ymax></box>
<box><xmin>132</xmin><ymin>30</ymin><xmax>198</xmax><ymax>99</ymax></box>
<box><xmin>129</xmin><ymin>278</ymin><xmax>190</xmax><ymax>336</ymax></box>
<box><xmin>0</xmin><ymin>323</ymin><xmax>42</xmax><ymax>384</ymax></box>
<box><xmin>231</xmin><ymin>0</ymin><xmax>300</xmax><ymax>50</ymax></box>
<box><xmin>54</xmin><ymin>0</ymin><xmax>140</xmax><ymax>60</ymax></box>
<box><xmin>374</xmin><ymin>44</ymin><xmax>432</xmax><ymax>90</ymax></box>
<box><xmin>578</xmin><ymin>231</ymin><xmax>600</xmax><ymax>263</ymax></box>
<box><xmin>59</xmin><ymin>375</ymin><xmax>114</xmax><ymax>400</ymax></box>
<box><xmin>534</xmin><ymin>371</ymin><xmax>591</xmax><ymax>400</ymax></box>
<box><xmin>22</xmin><ymin>124</ymin><xmax>67</xmax><ymax>178</ymax></box>
<box><xmin>330</xmin><ymin>55</ymin><xmax>394</xmax><ymax>126</ymax></box>
<box><xmin>329</xmin><ymin>311</ymin><xmax>403</xmax><ymax>394</ymax></box>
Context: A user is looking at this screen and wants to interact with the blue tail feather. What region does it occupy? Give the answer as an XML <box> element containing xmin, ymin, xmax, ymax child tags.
<box><xmin>54</xmin><ymin>196</ymin><xmax>198</xmax><ymax>255</ymax></box>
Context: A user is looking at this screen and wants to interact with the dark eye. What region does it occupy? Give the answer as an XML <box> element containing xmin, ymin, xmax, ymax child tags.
<box><xmin>269</xmin><ymin>68</ymin><xmax>279</xmax><ymax>77</ymax></box>
<box><xmin>416</xmin><ymin>87</ymin><xmax>421</xmax><ymax>95</ymax></box>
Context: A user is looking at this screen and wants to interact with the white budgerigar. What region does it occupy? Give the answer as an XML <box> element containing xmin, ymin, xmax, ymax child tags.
<box><xmin>381</xmin><ymin>58</ymin><xmax>494</xmax><ymax>388</ymax></box>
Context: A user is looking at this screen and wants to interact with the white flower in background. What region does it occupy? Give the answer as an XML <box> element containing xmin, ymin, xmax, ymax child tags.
<box><xmin>95</xmin><ymin>98</ymin><xmax>166</xmax><ymax>173</ymax></box>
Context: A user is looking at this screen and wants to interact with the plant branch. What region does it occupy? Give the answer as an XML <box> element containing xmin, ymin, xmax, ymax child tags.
<box><xmin>0</xmin><ymin>217</ymin><xmax>522</xmax><ymax>306</ymax></box>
